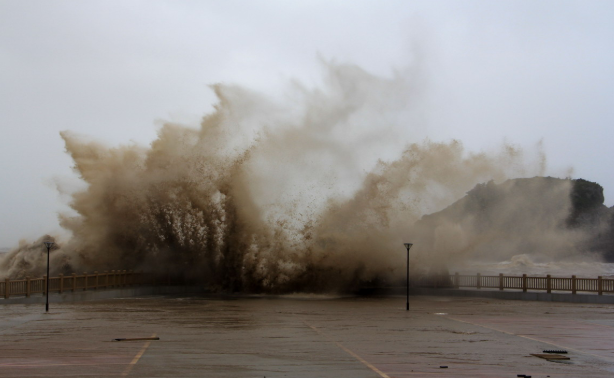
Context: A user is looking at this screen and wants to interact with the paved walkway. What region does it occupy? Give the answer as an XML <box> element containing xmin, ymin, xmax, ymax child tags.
<box><xmin>1</xmin><ymin>295</ymin><xmax>614</xmax><ymax>377</ymax></box>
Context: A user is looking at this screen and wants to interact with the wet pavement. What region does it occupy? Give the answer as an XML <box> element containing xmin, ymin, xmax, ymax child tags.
<box><xmin>2</xmin><ymin>294</ymin><xmax>614</xmax><ymax>377</ymax></box>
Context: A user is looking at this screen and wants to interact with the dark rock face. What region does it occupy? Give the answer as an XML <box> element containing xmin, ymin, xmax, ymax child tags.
<box><xmin>568</xmin><ymin>179</ymin><xmax>608</xmax><ymax>227</ymax></box>
<box><xmin>566</xmin><ymin>179</ymin><xmax>614</xmax><ymax>260</ymax></box>
<box><xmin>415</xmin><ymin>177</ymin><xmax>614</xmax><ymax>263</ymax></box>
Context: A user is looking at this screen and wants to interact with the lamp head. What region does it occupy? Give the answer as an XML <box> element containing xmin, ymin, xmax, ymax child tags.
<box><xmin>404</xmin><ymin>243</ymin><xmax>413</xmax><ymax>250</ymax></box>
<box><xmin>43</xmin><ymin>241</ymin><xmax>54</xmax><ymax>249</ymax></box>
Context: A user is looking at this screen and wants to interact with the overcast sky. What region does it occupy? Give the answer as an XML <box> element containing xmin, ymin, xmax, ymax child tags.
<box><xmin>1</xmin><ymin>0</ymin><xmax>614</xmax><ymax>248</ymax></box>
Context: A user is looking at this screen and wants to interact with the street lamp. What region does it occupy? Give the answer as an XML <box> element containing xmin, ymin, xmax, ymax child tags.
<box><xmin>404</xmin><ymin>243</ymin><xmax>413</xmax><ymax>311</ymax></box>
<box><xmin>43</xmin><ymin>241</ymin><xmax>54</xmax><ymax>312</ymax></box>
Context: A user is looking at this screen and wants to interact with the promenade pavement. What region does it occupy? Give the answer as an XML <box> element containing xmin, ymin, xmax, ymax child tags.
<box><xmin>1</xmin><ymin>294</ymin><xmax>614</xmax><ymax>377</ymax></box>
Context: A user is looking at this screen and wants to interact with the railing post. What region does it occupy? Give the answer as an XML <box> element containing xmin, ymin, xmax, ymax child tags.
<box><xmin>26</xmin><ymin>276</ymin><xmax>31</xmax><ymax>298</ymax></box>
<box><xmin>499</xmin><ymin>273</ymin><xmax>504</xmax><ymax>291</ymax></box>
<box><xmin>43</xmin><ymin>275</ymin><xmax>47</xmax><ymax>296</ymax></box>
<box><xmin>111</xmin><ymin>270</ymin><xmax>115</xmax><ymax>287</ymax></box>
<box><xmin>4</xmin><ymin>277</ymin><xmax>9</xmax><ymax>299</ymax></box>
<box><xmin>572</xmin><ymin>275</ymin><xmax>577</xmax><ymax>294</ymax></box>
<box><xmin>72</xmin><ymin>273</ymin><xmax>77</xmax><ymax>292</ymax></box>
<box><xmin>83</xmin><ymin>272</ymin><xmax>88</xmax><ymax>291</ymax></box>
<box><xmin>94</xmin><ymin>271</ymin><xmax>99</xmax><ymax>290</ymax></box>
<box><xmin>598</xmin><ymin>276</ymin><xmax>603</xmax><ymax>295</ymax></box>
<box><xmin>104</xmin><ymin>271</ymin><xmax>109</xmax><ymax>288</ymax></box>
<box><xmin>547</xmin><ymin>274</ymin><xmax>551</xmax><ymax>294</ymax></box>
<box><xmin>123</xmin><ymin>270</ymin><xmax>127</xmax><ymax>287</ymax></box>
<box><xmin>522</xmin><ymin>274</ymin><xmax>527</xmax><ymax>293</ymax></box>
<box><xmin>476</xmin><ymin>273</ymin><xmax>481</xmax><ymax>289</ymax></box>
<box><xmin>454</xmin><ymin>272</ymin><xmax>459</xmax><ymax>288</ymax></box>
<box><xmin>59</xmin><ymin>274</ymin><xmax>64</xmax><ymax>293</ymax></box>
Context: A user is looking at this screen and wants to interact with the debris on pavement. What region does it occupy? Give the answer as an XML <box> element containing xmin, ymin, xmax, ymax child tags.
<box><xmin>112</xmin><ymin>337</ymin><xmax>160</xmax><ymax>342</ymax></box>
<box><xmin>531</xmin><ymin>353</ymin><xmax>570</xmax><ymax>361</ymax></box>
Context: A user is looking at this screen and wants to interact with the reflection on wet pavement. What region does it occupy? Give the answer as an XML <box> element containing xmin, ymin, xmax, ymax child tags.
<box><xmin>1</xmin><ymin>295</ymin><xmax>613</xmax><ymax>377</ymax></box>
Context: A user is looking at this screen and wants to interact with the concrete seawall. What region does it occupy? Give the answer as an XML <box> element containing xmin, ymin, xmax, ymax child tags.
<box><xmin>0</xmin><ymin>285</ymin><xmax>208</xmax><ymax>305</ymax></box>
<box><xmin>4</xmin><ymin>285</ymin><xmax>614</xmax><ymax>305</ymax></box>
<box><xmin>359</xmin><ymin>286</ymin><xmax>614</xmax><ymax>304</ymax></box>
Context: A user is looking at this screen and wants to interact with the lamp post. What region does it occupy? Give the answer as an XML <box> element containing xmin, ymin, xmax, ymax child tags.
<box><xmin>404</xmin><ymin>243</ymin><xmax>413</xmax><ymax>311</ymax></box>
<box><xmin>43</xmin><ymin>241</ymin><xmax>54</xmax><ymax>312</ymax></box>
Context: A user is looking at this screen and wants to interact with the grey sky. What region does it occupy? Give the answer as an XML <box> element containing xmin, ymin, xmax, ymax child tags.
<box><xmin>1</xmin><ymin>0</ymin><xmax>614</xmax><ymax>247</ymax></box>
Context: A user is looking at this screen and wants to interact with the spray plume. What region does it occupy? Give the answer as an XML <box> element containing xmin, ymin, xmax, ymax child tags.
<box><xmin>1</xmin><ymin>61</ymin><xmax>592</xmax><ymax>291</ymax></box>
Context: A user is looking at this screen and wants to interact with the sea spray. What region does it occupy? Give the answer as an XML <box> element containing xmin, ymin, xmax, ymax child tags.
<box><xmin>1</xmin><ymin>62</ymin><xmax>583</xmax><ymax>291</ymax></box>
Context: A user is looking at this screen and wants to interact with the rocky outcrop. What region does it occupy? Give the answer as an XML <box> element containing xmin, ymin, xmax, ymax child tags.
<box><xmin>415</xmin><ymin>177</ymin><xmax>614</xmax><ymax>263</ymax></box>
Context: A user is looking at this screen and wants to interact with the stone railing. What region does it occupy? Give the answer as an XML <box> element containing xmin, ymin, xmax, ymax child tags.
<box><xmin>0</xmin><ymin>270</ymin><xmax>149</xmax><ymax>299</ymax></box>
<box><xmin>424</xmin><ymin>273</ymin><xmax>614</xmax><ymax>295</ymax></box>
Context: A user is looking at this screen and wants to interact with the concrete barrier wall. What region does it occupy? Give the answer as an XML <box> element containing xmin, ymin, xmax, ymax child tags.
<box><xmin>0</xmin><ymin>285</ymin><xmax>209</xmax><ymax>305</ymax></box>
<box><xmin>411</xmin><ymin>288</ymin><xmax>614</xmax><ymax>304</ymax></box>
<box><xmin>5</xmin><ymin>285</ymin><xmax>614</xmax><ymax>305</ymax></box>
<box><xmin>358</xmin><ymin>287</ymin><xmax>614</xmax><ymax>304</ymax></box>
